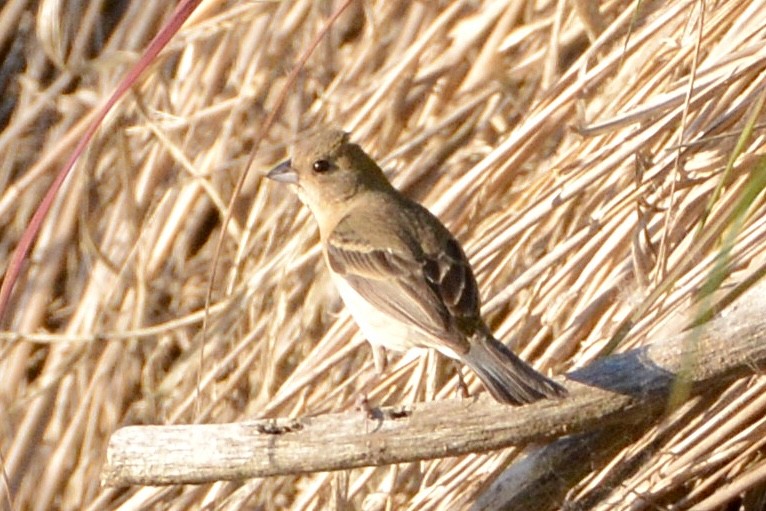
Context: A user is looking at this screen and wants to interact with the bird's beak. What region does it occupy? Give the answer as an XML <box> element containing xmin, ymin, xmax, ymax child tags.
<box><xmin>266</xmin><ymin>160</ymin><xmax>298</xmax><ymax>184</ymax></box>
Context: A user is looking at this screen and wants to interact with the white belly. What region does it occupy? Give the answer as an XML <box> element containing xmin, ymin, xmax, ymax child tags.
<box><xmin>331</xmin><ymin>272</ymin><xmax>420</xmax><ymax>352</ymax></box>
<box><xmin>330</xmin><ymin>272</ymin><xmax>463</xmax><ymax>360</ymax></box>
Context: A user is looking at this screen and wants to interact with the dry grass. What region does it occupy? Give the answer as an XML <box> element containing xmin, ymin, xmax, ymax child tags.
<box><xmin>2</xmin><ymin>0</ymin><xmax>766</xmax><ymax>509</ymax></box>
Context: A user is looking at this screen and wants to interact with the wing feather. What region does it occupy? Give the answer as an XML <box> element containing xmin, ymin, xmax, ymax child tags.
<box><xmin>326</xmin><ymin>205</ymin><xmax>482</xmax><ymax>355</ymax></box>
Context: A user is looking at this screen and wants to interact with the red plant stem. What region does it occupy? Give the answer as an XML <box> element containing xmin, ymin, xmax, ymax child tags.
<box><xmin>0</xmin><ymin>0</ymin><xmax>203</xmax><ymax>325</ymax></box>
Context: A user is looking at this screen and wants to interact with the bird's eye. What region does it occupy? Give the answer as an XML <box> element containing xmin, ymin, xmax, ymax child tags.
<box><xmin>312</xmin><ymin>159</ymin><xmax>331</xmax><ymax>173</ymax></box>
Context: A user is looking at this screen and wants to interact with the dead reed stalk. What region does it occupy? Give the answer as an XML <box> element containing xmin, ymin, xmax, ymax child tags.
<box><xmin>2</xmin><ymin>1</ymin><xmax>766</xmax><ymax>509</ymax></box>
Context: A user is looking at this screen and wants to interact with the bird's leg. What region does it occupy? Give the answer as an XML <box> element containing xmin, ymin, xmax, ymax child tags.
<box><xmin>354</xmin><ymin>343</ymin><xmax>388</xmax><ymax>420</ymax></box>
<box><xmin>371</xmin><ymin>343</ymin><xmax>388</xmax><ymax>373</ymax></box>
<box><xmin>452</xmin><ymin>360</ymin><xmax>470</xmax><ymax>399</ymax></box>
<box><xmin>354</xmin><ymin>393</ymin><xmax>378</xmax><ymax>420</ymax></box>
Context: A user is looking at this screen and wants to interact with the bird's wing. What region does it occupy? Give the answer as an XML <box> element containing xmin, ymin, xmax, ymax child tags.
<box><xmin>420</xmin><ymin>235</ymin><xmax>481</xmax><ymax>330</ymax></box>
<box><xmin>327</xmin><ymin>209</ymin><xmax>480</xmax><ymax>355</ymax></box>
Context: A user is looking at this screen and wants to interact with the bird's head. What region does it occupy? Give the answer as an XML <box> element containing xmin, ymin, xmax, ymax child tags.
<box><xmin>267</xmin><ymin>128</ymin><xmax>392</xmax><ymax>222</ymax></box>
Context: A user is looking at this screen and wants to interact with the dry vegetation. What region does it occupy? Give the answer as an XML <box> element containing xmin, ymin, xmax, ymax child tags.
<box><xmin>2</xmin><ymin>0</ymin><xmax>766</xmax><ymax>509</ymax></box>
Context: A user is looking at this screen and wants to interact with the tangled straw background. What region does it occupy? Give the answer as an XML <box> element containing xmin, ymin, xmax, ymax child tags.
<box><xmin>2</xmin><ymin>0</ymin><xmax>766</xmax><ymax>509</ymax></box>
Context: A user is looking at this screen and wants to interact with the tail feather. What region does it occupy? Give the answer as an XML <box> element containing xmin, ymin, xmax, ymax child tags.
<box><xmin>462</xmin><ymin>333</ymin><xmax>567</xmax><ymax>405</ymax></box>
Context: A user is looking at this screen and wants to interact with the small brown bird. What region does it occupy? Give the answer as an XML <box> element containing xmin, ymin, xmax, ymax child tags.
<box><xmin>267</xmin><ymin>128</ymin><xmax>567</xmax><ymax>404</ymax></box>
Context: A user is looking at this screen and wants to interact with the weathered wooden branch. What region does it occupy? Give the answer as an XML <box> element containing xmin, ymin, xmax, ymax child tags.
<box><xmin>103</xmin><ymin>284</ymin><xmax>766</xmax><ymax>487</ymax></box>
<box><xmin>472</xmin><ymin>281</ymin><xmax>766</xmax><ymax>511</ymax></box>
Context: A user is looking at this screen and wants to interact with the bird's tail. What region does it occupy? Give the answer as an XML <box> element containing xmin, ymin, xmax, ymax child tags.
<box><xmin>461</xmin><ymin>331</ymin><xmax>567</xmax><ymax>405</ymax></box>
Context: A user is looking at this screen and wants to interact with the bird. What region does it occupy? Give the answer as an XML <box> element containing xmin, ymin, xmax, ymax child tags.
<box><xmin>266</xmin><ymin>127</ymin><xmax>567</xmax><ymax>404</ymax></box>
